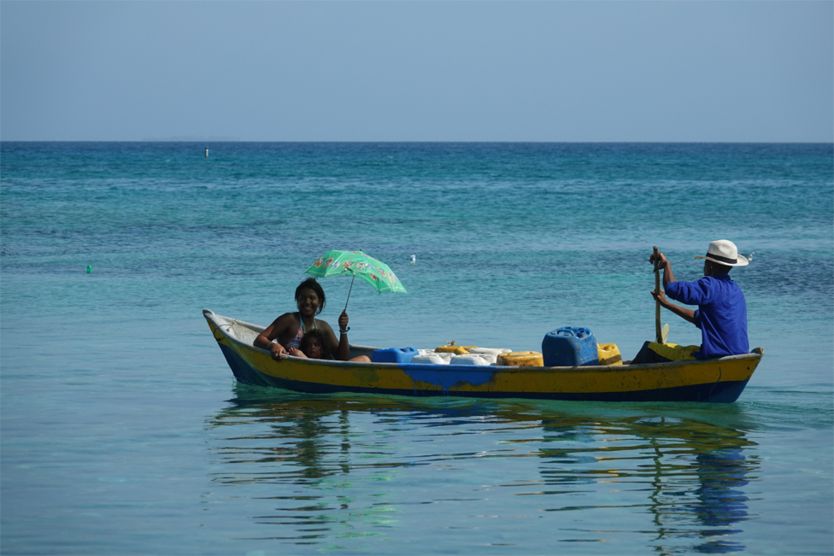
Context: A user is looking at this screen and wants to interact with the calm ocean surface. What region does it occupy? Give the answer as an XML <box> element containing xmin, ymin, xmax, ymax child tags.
<box><xmin>1</xmin><ymin>142</ymin><xmax>832</xmax><ymax>555</ymax></box>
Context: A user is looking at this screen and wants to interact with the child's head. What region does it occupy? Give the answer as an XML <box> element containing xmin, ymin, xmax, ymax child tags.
<box><xmin>300</xmin><ymin>329</ymin><xmax>329</xmax><ymax>359</ymax></box>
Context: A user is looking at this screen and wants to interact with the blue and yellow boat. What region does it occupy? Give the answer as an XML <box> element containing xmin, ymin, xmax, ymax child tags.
<box><xmin>204</xmin><ymin>310</ymin><xmax>762</xmax><ymax>403</ymax></box>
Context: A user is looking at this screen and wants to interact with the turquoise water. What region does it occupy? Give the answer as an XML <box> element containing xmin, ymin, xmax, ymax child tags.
<box><xmin>1</xmin><ymin>142</ymin><xmax>832</xmax><ymax>554</ymax></box>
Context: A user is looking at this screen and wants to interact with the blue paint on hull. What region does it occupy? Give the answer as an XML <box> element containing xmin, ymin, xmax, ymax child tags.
<box><xmin>217</xmin><ymin>344</ymin><xmax>749</xmax><ymax>403</ymax></box>
<box><xmin>219</xmin><ymin>344</ymin><xmax>271</xmax><ymax>386</ymax></box>
<box><xmin>402</xmin><ymin>364</ymin><xmax>497</xmax><ymax>390</ymax></box>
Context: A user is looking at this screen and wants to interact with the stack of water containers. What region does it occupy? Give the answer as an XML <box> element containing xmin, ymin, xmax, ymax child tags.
<box><xmin>368</xmin><ymin>328</ymin><xmax>615</xmax><ymax>368</ymax></box>
<box><xmin>371</xmin><ymin>346</ymin><xmax>511</xmax><ymax>366</ymax></box>
<box><xmin>542</xmin><ymin>326</ymin><xmax>599</xmax><ymax>366</ymax></box>
<box><xmin>414</xmin><ymin>347</ymin><xmax>511</xmax><ymax>365</ymax></box>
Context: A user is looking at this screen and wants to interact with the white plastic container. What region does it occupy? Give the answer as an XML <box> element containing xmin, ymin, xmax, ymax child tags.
<box><xmin>470</xmin><ymin>347</ymin><xmax>511</xmax><ymax>355</ymax></box>
<box><xmin>468</xmin><ymin>347</ymin><xmax>509</xmax><ymax>364</ymax></box>
<box><xmin>412</xmin><ymin>353</ymin><xmax>450</xmax><ymax>365</ymax></box>
<box><xmin>450</xmin><ymin>354</ymin><xmax>490</xmax><ymax>366</ymax></box>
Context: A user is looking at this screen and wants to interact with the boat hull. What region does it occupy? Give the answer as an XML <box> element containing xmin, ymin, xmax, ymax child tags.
<box><xmin>204</xmin><ymin>310</ymin><xmax>761</xmax><ymax>403</ymax></box>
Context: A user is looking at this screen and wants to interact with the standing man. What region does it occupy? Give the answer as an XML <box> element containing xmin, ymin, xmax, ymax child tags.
<box><xmin>637</xmin><ymin>240</ymin><xmax>750</xmax><ymax>362</ymax></box>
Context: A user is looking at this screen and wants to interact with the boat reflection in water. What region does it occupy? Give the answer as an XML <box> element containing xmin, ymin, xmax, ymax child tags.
<box><xmin>206</xmin><ymin>387</ymin><xmax>758</xmax><ymax>553</ymax></box>
<box><xmin>537</xmin><ymin>411</ymin><xmax>754</xmax><ymax>553</ymax></box>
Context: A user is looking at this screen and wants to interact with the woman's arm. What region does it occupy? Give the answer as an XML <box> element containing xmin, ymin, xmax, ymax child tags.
<box><xmin>320</xmin><ymin>312</ymin><xmax>352</xmax><ymax>361</ymax></box>
<box><xmin>336</xmin><ymin>310</ymin><xmax>352</xmax><ymax>361</ymax></box>
<box><xmin>319</xmin><ymin>321</ymin><xmax>345</xmax><ymax>361</ymax></box>
<box><xmin>254</xmin><ymin>314</ymin><xmax>291</xmax><ymax>359</ymax></box>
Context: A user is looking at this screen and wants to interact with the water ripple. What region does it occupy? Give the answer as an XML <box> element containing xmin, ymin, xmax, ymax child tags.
<box><xmin>199</xmin><ymin>392</ymin><xmax>769</xmax><ymax>553</ymax></box>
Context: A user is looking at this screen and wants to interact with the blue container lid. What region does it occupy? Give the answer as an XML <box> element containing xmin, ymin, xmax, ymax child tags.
<box><xmin>552</xmin><ymin>326</ymin><xmax>592</xmax><ymax>339</ymax></box>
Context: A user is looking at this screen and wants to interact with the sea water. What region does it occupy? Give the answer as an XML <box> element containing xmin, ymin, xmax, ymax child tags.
<box><xmin>1</xmin><ymin>142</ymin><xmax>832</xmax><ymax>554</ymax></box>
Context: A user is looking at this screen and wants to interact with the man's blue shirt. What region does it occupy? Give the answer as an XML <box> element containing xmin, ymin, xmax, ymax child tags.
<box><xmin>665</xmin><ymin>275</ymin><xmax>749</xmax><ymax>359</ymax></box>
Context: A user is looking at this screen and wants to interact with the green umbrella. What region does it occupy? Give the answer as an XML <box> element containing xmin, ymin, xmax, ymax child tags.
<box><xmin>305</xmin><ymin>249</ymin><xmax>407</xmax><ymax>310</ymax></box>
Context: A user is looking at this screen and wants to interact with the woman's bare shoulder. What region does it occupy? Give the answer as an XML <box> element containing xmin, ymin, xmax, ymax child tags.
<box><xmin>267</xmin><ymin>312</ymin><xmax>298</xmax><ymax>328</ymax></box>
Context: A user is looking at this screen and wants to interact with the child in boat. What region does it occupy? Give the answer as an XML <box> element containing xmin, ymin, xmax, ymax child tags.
<box><xmin>289</xmin><ymin>329</ymin><xmax>371</xmax><ymax>362</ymax></box>
<box><xmin>289</xmin><ymin>329</ymin><xmax>331</xmax><ymax>359</ymax></box>
<box><xmin>253</xmin><ymin>277</ymin><xmax>354</xmax><ymax>361</ymax></box>
<box><xmin>635</xmin><ymin>240</ymin><xmax>749</xmax><ymax>363</ymax></box>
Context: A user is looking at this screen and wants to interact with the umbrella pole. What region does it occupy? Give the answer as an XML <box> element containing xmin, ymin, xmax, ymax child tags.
<box><xmin>344</xmin><ymin>274</ymin><xmax>356</xmax><ymax>312</ymax></box>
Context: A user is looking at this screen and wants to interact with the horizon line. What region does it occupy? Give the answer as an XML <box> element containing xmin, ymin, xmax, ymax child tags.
<box><xmin>2</xmin><ymin>139</ymin><xmax>832</xmax><ymax>145</ymax></box>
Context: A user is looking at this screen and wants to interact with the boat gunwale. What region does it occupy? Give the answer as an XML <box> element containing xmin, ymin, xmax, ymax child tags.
<box><xmin>203</xmin><ymin>309</ymin><xmax>764</xmax><ymax>374</ymax></box>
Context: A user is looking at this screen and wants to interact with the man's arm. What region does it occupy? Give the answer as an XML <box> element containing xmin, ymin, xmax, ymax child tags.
<box><xmin>652</xmin><ymin>289</ymin><xmax>696</xmax><ymax>324</ymax></box>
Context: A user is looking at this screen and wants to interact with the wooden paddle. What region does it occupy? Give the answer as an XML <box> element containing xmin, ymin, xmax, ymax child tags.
<box><xmin>653</xmin><ymin>246</ymin><xmax>662</xmax><ymax>343</ymax></box>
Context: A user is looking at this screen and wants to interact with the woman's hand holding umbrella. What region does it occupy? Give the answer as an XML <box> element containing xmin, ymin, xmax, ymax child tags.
<box><xmin>338</xmin><ymin>310</ymin><xmax>351</xmax><ymax>335</ymax></box>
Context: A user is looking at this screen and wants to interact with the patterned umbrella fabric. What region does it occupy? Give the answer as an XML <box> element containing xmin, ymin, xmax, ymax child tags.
<box><xmin>305</xmin><ymin>250</ymin><xmax>406</xmax><ymax>309</ymax></box>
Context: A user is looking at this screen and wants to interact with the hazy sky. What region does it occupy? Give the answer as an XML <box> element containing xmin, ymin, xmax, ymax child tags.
<box><xmin>1</xmin><ymin>1</ymin><xmax>832</xmax><ymax>142</ymax></box>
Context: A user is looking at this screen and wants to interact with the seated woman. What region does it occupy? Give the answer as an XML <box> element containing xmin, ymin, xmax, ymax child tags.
<box><xmin>253</xmin><ymin>277</ymin><xmax>359</xmax><ymax>361</ymax></box>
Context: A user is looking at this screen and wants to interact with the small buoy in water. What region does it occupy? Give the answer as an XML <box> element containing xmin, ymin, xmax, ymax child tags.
<box><xmin>204</xmin><ymin>147</ymin><xmax>210</xmax><ymax>158</ymax></box>
<box><xmin>85</xmin><ymin>264</ymin><xmax>93</xmax><ymax>274</ymax></box>
<box><xmin>410</xmin><ymin>254</ymin><xmax>416</xmax><ymax>264</ymax></box>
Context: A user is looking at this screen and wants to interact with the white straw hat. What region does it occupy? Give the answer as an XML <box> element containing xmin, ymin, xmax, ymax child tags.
<box><xmin>695</xmin><ymin>239</ymin><xmax>749</xmax><ymax>267</ymax></box>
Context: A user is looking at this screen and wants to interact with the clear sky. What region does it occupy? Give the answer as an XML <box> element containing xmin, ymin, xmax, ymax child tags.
<box><xmin>1</xmin><ymin>0</ymin><xmax>832</xmax><ymax>142</ymax></box>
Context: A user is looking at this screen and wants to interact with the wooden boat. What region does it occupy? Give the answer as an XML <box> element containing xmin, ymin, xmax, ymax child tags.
<box><xmin>203</xmin><ymin>309</ymin><xmax>762</xmax><ymax>403</ymax></box>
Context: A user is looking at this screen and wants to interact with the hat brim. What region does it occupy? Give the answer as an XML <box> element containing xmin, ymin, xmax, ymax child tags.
<box><xmin>694</xmin><ymin>254</ymin><xmax>749</xmax><ymax>267</ymax></box>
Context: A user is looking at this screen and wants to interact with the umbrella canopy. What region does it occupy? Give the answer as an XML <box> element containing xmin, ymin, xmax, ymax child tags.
<box><xmin>305</xmin><ymin>250</ymin><xmax>406</xmax><ymax>309</ymax></box>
